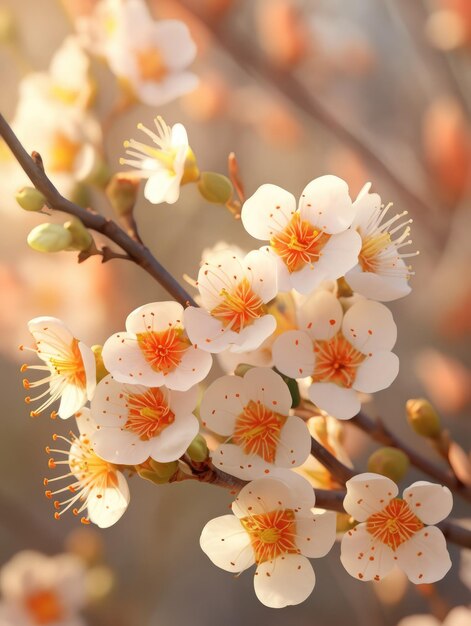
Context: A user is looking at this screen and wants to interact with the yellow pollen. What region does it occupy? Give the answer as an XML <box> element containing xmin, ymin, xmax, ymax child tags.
<box><xmin>241</xmin><ymin>509</ymin><xmax>298</xmax><ymax>564</ymax></box>
<box><xmin>233</xmin><ymin>400</ymin><xmax>287</xmax><ymax>463</ymax></box>
<box><xmin>136</xmin><ymin>327</ymin><xmax>190</xmax><ymax>374</ymax></box>
<box><xmin>366</xmin><ymin>498</ymin><xmax>424</xmax><ymax>551</ymax></box>
<box><xmin>271</xmin><ymin>212</ymin><xmax>330</xmax><ymax>273</ymax></box>
<box><xmin>124</xmin><ymin>388</ymin><xmax>175</xmax><ymax>440</ymax></box>
<box><xmin>49</xmin><ymin>133</ymin><xmax>81</xmax><ymax>173</ymax></box>
<box><xmin>136</xmin><ymin>48</ymin><xmax>168</xmax><ymax>82</ymax></box>
<box><xmin>359</xmin><ymin>232</ymin><xmax>392</xmax><ymax>272</ymax></box>
<box><xmin>211</xmin><ymin>278</ymin><xmax>265</xmax><ymax>333</ymax></box>
<box><xmin>312</xmin><ymin>333</ymin><xmax>365</xmax><ymax>388</ymax></box>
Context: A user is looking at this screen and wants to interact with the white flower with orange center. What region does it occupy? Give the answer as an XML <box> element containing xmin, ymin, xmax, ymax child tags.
<box><xmin>78</xmin><ymin>0</ymin><xmax>198</xmax><ymax>105</ymax></box>
<box><xmin>0</xmin><ymin>550</ymin><xmax>86</xmax><ymax>626</ymax></box>
<box><xmin>241</xmin><ymin>175</ymin><xmax>361</xmax><ymax>294</ymax></box>
<box><xmin>272</xmin><ymin>290</ymin><xmax>399</xmax><ymax>419</ymax></box>
<box><xmin>345</xmin><ymin>183</ymin><xmax>419</xmax><ymax>301</ymax></box>
<box><xmin>340</xmin><ymin>473</ymin><xmax>453</xmax><ymax>583</ymax></box>
<box><xmin>89</xmin><ymin>375</ymin><xmax>199</xmax><ymax>465</ymax></box>
<box><xmin>120</xmin><ymin>116</ymin><xmax>199</xmax><ymax>205</ymax></box>
<box><xmin>21</xmin><ymin>317</ymin><xmax>96</xmax><ymax>419</ymax></box>
<box><xmin>102</xmin><ymin>301</ymin><xmax>212</xmax><ymax>391</ymax></box>
<box><xmin>200</xmin><ymin>472</ymin><xmax>336</xmax><ymax>608</ymax></box>
<box><xmin>200</xmin><ymin>367</ymin><xmax>311</xmax><ymax>480</ymax></box>
<box><xmin>45</xmin><ymin>408</ymin><xmax>130</xmax><ymax>528</ymax></box>
<box><xmin>183</xmin><ymin>249</ymin><xmax>278</xmax><ymax>354</ymax></box>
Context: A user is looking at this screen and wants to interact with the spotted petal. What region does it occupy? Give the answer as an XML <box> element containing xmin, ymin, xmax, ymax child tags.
<box><xmin>402</xmin><ymin>482</ymin><xmax>453</xmax><ymax>525</ymax></box>
<box><xmin>340</xmin><ymin>523</ymin><xmax>395</xmax><ymax>581</ymax></box>
<box><xmin>200</xmin><ymin>514</ymin><xmax>255</xmax><ymax>573</ymax></box>
<box><xmin>254</xmin><ymin>554</ymin><xmax>315</xmax><ymax>608</ymax></box>
<box><xmin>343</xmin><ymin>473</ymin><xmax>399</xmax><ymax>521</ymax></box>
<box><xmin>241</xmin><ymin>184</ymin><xmax>296</xmax><ymax>241</ymax></box>
<box><xmin>395</xmin><ymin>526</ymin><xmax>452</xmax><ymax>584</ymax></box>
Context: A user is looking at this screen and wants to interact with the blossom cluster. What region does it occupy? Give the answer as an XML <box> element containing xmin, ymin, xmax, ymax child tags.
<box><xmin>19</xmin><ymin>136</ymin><xmax>458</xmax><ymax>609</ymax></box>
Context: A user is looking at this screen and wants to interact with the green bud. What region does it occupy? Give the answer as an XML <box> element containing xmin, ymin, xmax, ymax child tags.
<box><xmin>197</xmin><ymin>171</ymin><xmax>233</xmax><ymax>204</ymax></box>
<box><xmin>64</xmin><ymin>219</ymin><xmax>93</xmax><ymax>252</ymax></box>
<box><xmin>91</xmin><ymin>345</ymin><xmax>109</xmax><ymax>383</ymax></box>
<box><xmin>186</xmin><ymin>434</ymin><xmax>209</xmax><ymax>462</ymax></box>
<box><xmin>16</xmin><ymin>187</ymin><xmax>45</xmax><ymax>212</ymax></box>
<box><xmin>27</xmin><ymin>223</ymin><xmax>73</xmax><ymax>253</ymax></box>
<box><xmin>273</xmin><ymin>367</ymin><xmax>301</xmax><ymax>408</ymax></box>
<box><xmin>71</xmin><ymin>183</ymin><xmax>91</xmax><ymax>209</ymax></box>
<box><xmin>105</xmin><ymin>173</ymin><xmax>140</xmax><ymax>217</ymax></box>
<box><xmin>406</xmin><ymin>398</ymin><xmax>441</xmax><ymax>438</ymax></box>
<box><xmin>136</xmin><ymin>460</ymin><xmax>178</xmax><ymax>484</ymax></box>
<box><xmin>367</xmin><ymin>447</ymin><xmax>409</xmax><ymax>483</ymax></box>
<box><xmin>83</xmin><ymin>157</ymin><xmax>111</xmax><ymax>189</ymax></box>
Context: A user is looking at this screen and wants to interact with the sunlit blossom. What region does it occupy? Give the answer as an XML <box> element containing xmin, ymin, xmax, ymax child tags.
<box><xmin>45</xmin><ymin>408</ymin><xmax>130</xmax><ymax>528</ymax></box>
<box><xmin>340</xmin><ymin>473</ymin><xmax>453</xmax><ymax>583</ymax></box>
<box><xmin>21</xmin><ymin>317</ymin><xmax>96</xmax><ymax>419</ymax></box>
<box><xmin>200</xmin><ymin>472</ymin><xmax>336</xmax><ymax>608</ymax></box>
<box><xmin>241</xmin><ymin>175</ymin><xmax>361</xmax><ymax>294</ymax></box>
<box><xmin>0</xmin><ymin>550</ymin><xmax>87</xmax><ymax>626</ymax></box>
<box><xmin>102</xmin><ymin>301</ymin><xmax>212</xmax><ymax>391</ymax></box>
<box><xmin>184</xmin><ymin>248</ymin><xmax>278</xmax><ymax>354</ymax></box>
<box><xmin>120</xmin><ymin>116</ymin><xmax>199</xmax><ymax>204</ymax></box>
<box><xmin>200</xmin><ymin>367</ymin><xmax>311</xmax><ymax>480</ymax></box>
<box><xmin>90</xmin><ymin>375</ymin><xmax>199</xmax><ymax>465</ymax></box>
<box><xmin>345</xmin><ymin>183</ymin><xmax>418</xmax><ymax>301</ymax></box>
<box><xmin>272</xmin><ymin>290</ymin><xmax>399</xmax><ymax>419</ymax></box>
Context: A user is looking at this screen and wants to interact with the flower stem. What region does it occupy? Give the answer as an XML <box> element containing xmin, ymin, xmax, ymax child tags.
<box><xmin>0</xmin><ymin>113</ymin><xmax>197</xmax><ymax>308</ymax></box>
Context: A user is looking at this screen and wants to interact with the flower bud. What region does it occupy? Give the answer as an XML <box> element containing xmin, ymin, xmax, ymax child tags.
<box><xmin>64</xmin><ymin>218</ymin><xmax>93</xmax><ymax>251</ymax></box>
<box><xmin>91</xmin><ymin>345</ymin><xmax>108</xmax><ymax>383</ymax></box>
<box><xmin>136</xmin><ymin>460</ymin><xmax>178</xmax><ymax>484</ymax></box>
<box><xmin>197</xmin><ymin>171</ymin><xmax>233</xmax><ymax>204</ymax></box>
<box><xmin>16</xmin><ymin>187</ymin><xmax>46</xmax><ymax>212</ymax></box>
<box><xmin>27</xmin><ymin>223</ymin><xmax>73</xmax><ymax>253</ymax></box>
<box><xmin>367</xmin><ymin>447</ymin><xmax>409</xmax><ymax>483</ymax></box>
<box><xmin>186</xmin><ymin>434</ymin><xmax>209</xmax><ymax>462</ymax></box>
<box><xmin>105</xmin><ymin>173</ymin><xmax>140</xmax><ymax>217</ymax></box>
<box><xmin>406</xmin><ymin>398</ymin><xmax>441</xmax><ymax>438</ymax></box>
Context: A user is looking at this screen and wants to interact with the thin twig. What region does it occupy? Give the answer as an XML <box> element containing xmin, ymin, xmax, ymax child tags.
<box><xmin>0</xmin><ymin>114</ymin><xmax>197</xmax><ymax>307</ymax></box>
<box><xmin>310</xmin><ymin>438</ymin><xmax>355</xmax><ymax>486</ymax></box>
<box><xmin>179</xmin><ymin>1</ymin><xmax>447</xmax><ymax>245</ymax></box>
<box><xmin>350</xmin><ymin>411</ymin><xmax>471</xmax><ymax>504</ymax></box>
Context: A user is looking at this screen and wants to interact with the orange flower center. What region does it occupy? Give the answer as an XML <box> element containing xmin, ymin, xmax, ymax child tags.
<box><xmin>233</xmin><ymin>400</ymin><xmax>287</xmax><ymax>463</ymax></box>
<box><xmin>24</xmin><ymin>589</ymin><xmax>64</xmax><ymax>625</ymax></box>
<box><xmin>366</xmin><ymin>498</ymin><xmax>424</xmax><ymax>551</ymax></box>
<box><xmin>211</xmin><ymin>278</ymin><xmax>265</xmax><ymax>333</ymax></box>
<box><xmin>50</xmin><ymin>132</ymin><xmax>81</xmax><ymax>173</ymax></box>
<box><xmin>49</xmin><ymin>338</ymin><xmax>86</xmax><ymax>388</ymax></box>
<box><xmin>124</xmin><ymin>388</ymin><xmax>175</xmax><ymax>440</ymax></box>
<box><xmin>137</xmin><ymin>328</ymin><xmax>190</xmax><ymax>374</ymax></box>
<box><xmin>270</xmin><ymin>212</ymin><xmax>331</xmax><ymax>273</ymax></box>
<box><xmin>241</xmin><ymin>509</ymin><xmax>298</xmax><ymax>564</ymax></box>
<box><xmin>312</xmin><ymin>333</ymin><xmax>365</xmax><ymax>388</ymax></box>
<box><xmin>358</xmin><ymin>232</ymin><xmax>392</xmax><ymax>273</ymax></box>
<box><xmin>136</xmin><ymin>48</ymin><xmax>168</xmax><ymax>82</ymax></box>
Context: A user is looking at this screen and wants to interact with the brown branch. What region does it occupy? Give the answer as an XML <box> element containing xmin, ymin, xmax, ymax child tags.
<box><xmin>350</xmin><ymin>411</ymin><xmax>471</xmax><ymax>504</ymax></box>
<box><xmin>179</xmin><ymin>1</ymin><xmax>447</xmax><ymax>245</ymax></box>
<box><xmin>0</xmin><ymin>114</ymin><xmax>197</xmax><ymax>308</ymax></box>
<box><xmin>310</xmin><ymin>437</ymin><xmax>355</xmax><ymax>486</ymax></box>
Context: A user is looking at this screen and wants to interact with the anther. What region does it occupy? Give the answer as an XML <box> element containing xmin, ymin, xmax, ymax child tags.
<box><xmin>48</xmin><ymin>458</ymin><xmax>56</xmax><ymax>469</ymax></box>
<box><xmin>45</xmin><ymin>490</ymin><xmax>52</xmax><ymax>498</ymax></box>
<box><xmin>20</xmin><ymin>364</ymin><xmax>28</xmax><ymax>372</ymax></box>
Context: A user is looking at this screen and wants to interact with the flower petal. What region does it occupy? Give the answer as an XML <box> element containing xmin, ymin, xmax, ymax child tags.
<box><xmin>229</xmin><ymin>315</ymin><xmax>277</xmax><ymax>353</ymax></box>
<box><xmin>200</xmin><ymin>515</ymin><xmax>255</xmax><ymax>573</ymax></box>
<box><xmin>149</xmin><ymin>413</ymin><xmax>199</xmax><ymax>462</ymax></box>
<box><xmin>402</xmin><ymin>482</ymin><xmax>453</xmax><ymax>525</ymax></box>
<box><xmin>314</xmin><ymin>229</ymin><xmax>362</xmax><ymax>279</ymax></box>
<box><xmin>162</xmin><ymin>345</ymin><xmax>213</xmax><ymax>391</ymax></box>
<box><xmin>340</xmin><ymin>523</ymin><xmax>395</xmax><ymax>581</ymax></box>
<box><xmin>211</xmin><ymin>444</ymin><xmax>269</xmax><ymax>480</ymax></box>
<box><xmin>92</xmin><ymin>428</ymin><xmax>149</xmax><ymax>465</ymax></box>
<box><xmin>395</xmin><ymin>526</ymin><xmax>451</xmax><ymax>584</ymax></box>
<box><xmin>156</xmin><ymin>20</ymin><xmax>197</xmax><ymax>69</ymax></box>
<box><xmin>102</xmin><ymin>332</ymin><xmax>158</xmax><ymax>386</ymax></box>
<box><xmin>272</xmin><ymin>330</ymin><xmax>314</xmax><ymax>379</ymax></box>
<box><xmin>296</xmin><ymin>290</ymin><xmax>343</xmax><ymax>340</ymax></box>
<box><xmin>275</xmin><ymin>416</ymin><xmax>311</xmax><ymax>469</ymax></box>
<box><xmin>299</xmin><ymin>175</ymin><xmax>354</xmax><ymax>233</ymax></box>
<box><xmin>243</xmin><ymin>367</ymin><xmax>292</xmax><ymax>416</ymax></box>
<box><xmin>243</xmin><ymin>248</ymin><xmax>278</xmax><ymax>302</ymax></box>
<box><xmin>232</xmin><ymin>477</ymin><xmax>293</xmax><ymax>518</ymax></box>
<box><xmin>342</xmin><ymin>299</ymin><xmax>397</xmax><ymax>353</ymax></box>
<box><xmin>343</xmin><ymin>473</ymin><xmax>399</xmax><ymax>521</ymax></box>
<box><xmin>351</xmin><ymin>183</ymin><xmax>380</xmax><ymax>229</ymax></box>
<box><xmin>241</xmin><ymin>184</ymin><xmax>296</xmax><ymax>240</ymax></box>
<box><xmin>58</xmin><ymin>383</ymin><xmax>88</xmax><ymax>419</ymax></box>
<box><xmin>353</xmin><ymin>351</ymin><xmax>399</xmax><ymax>393</ymax></box>
<box><xmin>345</xmin><ymin>265</ymin><xmax>411</xmax><ymax>302</ymax></box>
<box><xmin>125</xmin><ymin>301</ymin><xmax>185</xmax><ymax>335</ymax></box>
<box><xmin>200</xmin><ymin>375</ymin><xmax>247</xmax><ymax>435</ymax></box>
<box><xmin>197</xmin><ymin>250</ymin><xmax>244</xmax><ymax>310</ymax></box>
<box><xmin>254</xmin><ymin>554</ymin><xmax>315</xmax><ymax>608</ymax></box>
<box><xmin>294</xmin><ymin>510</ymin><xmax>336</xmax><ymax>558</ymax></box>
<box><xmin>144</xmin><ymin>169</ymin><xmax>181</xmax><ymax>204</ymax></box>
<box><xmin>308</xmin><ymin>382</ymin><xmax>360</xmax><ymax>420</ymax></box>
<box><xmin>87</xmin><ymin>472</ymin><xmax>130</xmax><ymax>529</ymax></box>
<box><xmin>183</xmin><ymin>306</ymin><xmax>235</xmax><ymax>354</ymax></box>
